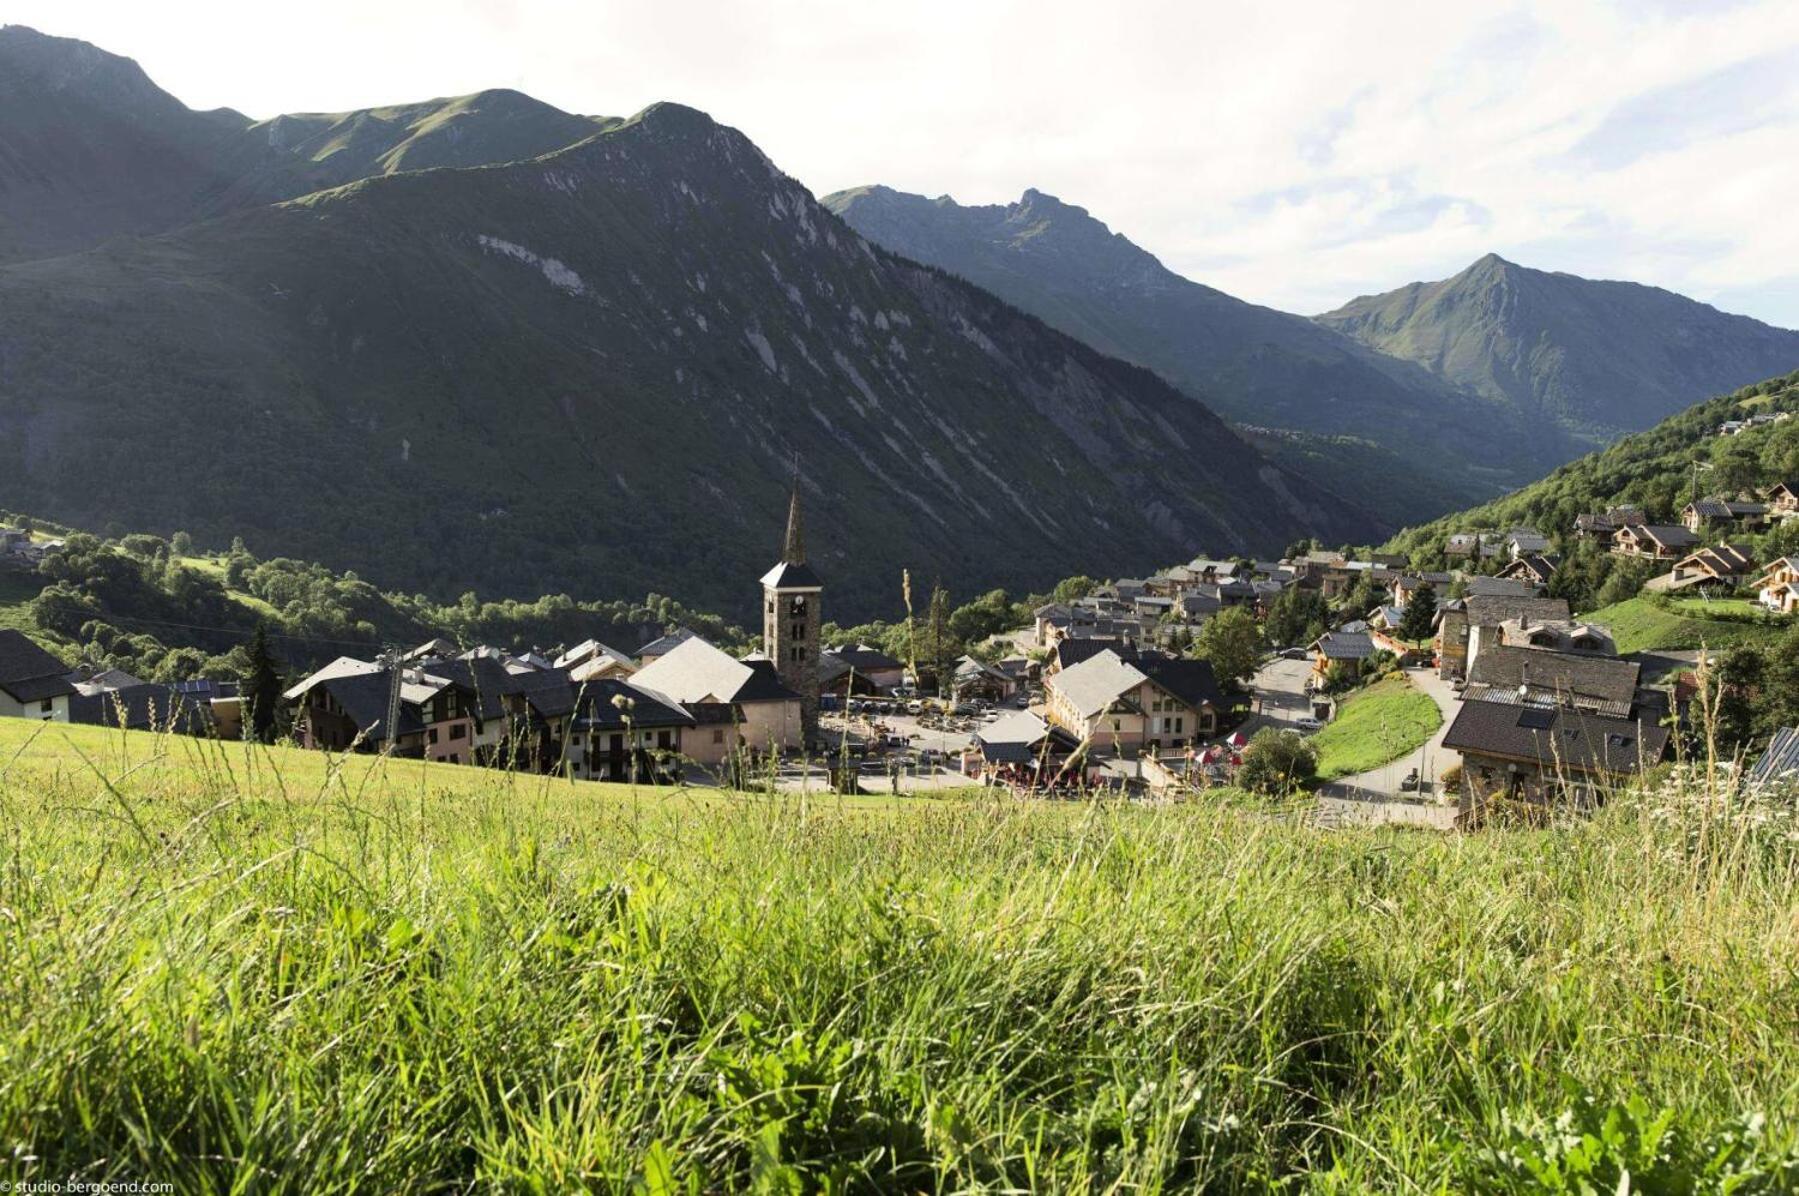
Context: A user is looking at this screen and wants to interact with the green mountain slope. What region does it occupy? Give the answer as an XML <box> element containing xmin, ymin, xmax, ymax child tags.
<box><xmin>0</xmin><ymin>100</ymin><xmax>1369</xmax><ymax>621</ymax></box>
<box><xmin>1318</xmin><ymin>254</ymin><xmax>1799</xmax><ymax>444</ymax></box>
<box><xmin>1383</xmin><ymin>369</ymin><xmax>1799</xmax><ymax>560</ymax></box>
<box><xmin>823</xmin><ymin>185</ymin><xmax>1562</xmax><ymax>520</ymax></box>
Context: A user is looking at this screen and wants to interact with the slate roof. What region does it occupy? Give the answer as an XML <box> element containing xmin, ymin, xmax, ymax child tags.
<box><xmin>975</xmin><ymin>711</ymin><xmax>1081</xmax><ymax>763</ymax></box>
<box><xmin>1464</xmin><ymin>594</ymin><xmax>1572</xmax><ymax>628</ymax></box>
<box><xmin>1050</xmin><ymin>650</ymin><xmax>1149</xmax><ymax>719</ymax></box>
<box><xmin>516</xmin><ymin>668</ymin><xmax>578</xmax><ymax>718</ymax></box>
<box><xmin>1464</xmin><ymin>645</ymin><xmax>1640</xmax><ymax>716</ymax></box>
<box><xmin>1312</xmin><ymin>631</ymin><xmax>1376</xmax><ymax>660</ymax></box>
<box><xmin>1631</xmin><ymin>525</ymin><xmax>1700</xmax><ymax>551</ymax></box>
<box><xmin>635</xmin><ymin>627</ymin><xmax>699</xmax><ymax>658</ymax></box>
<box><xmin>314</xmin><ymin>672</ymin><xmax>427</xmax><ymax>741</ymax></box>
<box><xmin>759</xmin><ymin>561</ymin><xmax>823</xmax><ymax>589</ymax></box>
<box><xmin>832</xmin><ymin>645</ymin><xmax>903</xmax><ymax>671</ymax></box>
<box><xmin>0</xmin><ymin>630</ymin><xmax>75</xmax><ymax>702</ymax></box>
<box><xmin>283</xmin><ymin>656</ymin><xmax>380</xmax><ymax>701</ymax></box>
<box><xmin>1465</xmin><ymin>576</ymin><xmax>1541</xmax><ymax>598</ymax></box>
<box><xmin>736</xmin><ymin>660</ymin><xmax>801</xmax><ymax>702</ymax></box>
<box><xmin>631</xmin><ymin>638</ymin><xmax>754</xmax><ymax>705</ymax></box>
<box><xmin>69</xmin><ymin>683</ymin><xmax>213</xmax><ymax>734</ymax></box>
<box><xmin>1052</xmin><ymin>636</ymin><xmax>1127</xmax><ymax>672</ymax></box>
<box><xmin>1136</xmin><ymin>656</ymin><xmax>1224</xmax><ymax>710</ymax></box>
<box><xmin>572</xmin><ymin>679</ymin><xmax>695</xmax><ymax>731</ymax></box>
<box><xmin>554</xmin><ymin>638</ymin><xmax>634</xmax><ymax>671</ymax></box>
<box><xmin>1442</xmin><ymin>699</ymin><xmax>1669</xmax><ymax>776</ymax></box>
<box><xmin>413</xmin><ymin>656</ymin><xmax>514</xmax><ymax>721</ymax></box>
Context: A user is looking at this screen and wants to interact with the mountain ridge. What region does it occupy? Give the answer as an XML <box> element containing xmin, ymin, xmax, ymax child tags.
<box><xmin>1317</xmin><ymin>253</ymin><xmax>1799</xmax><ymax>443</ymax></box>
<box><xmin>0</xmin><ymin>68</ymin><xmax>1369</xmax><ymax>621</ymax></box>
<box><xmin>824</xmin><ymin>182</ymin><xmax>1563</xmax><ymax>522</ymax></box>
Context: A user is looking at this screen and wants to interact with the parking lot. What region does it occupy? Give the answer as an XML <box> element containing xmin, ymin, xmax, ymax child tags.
<box><xmin>764</xmin><ymin>695</ymin><xmax>1034</xmax><ymax>794</ymax></box>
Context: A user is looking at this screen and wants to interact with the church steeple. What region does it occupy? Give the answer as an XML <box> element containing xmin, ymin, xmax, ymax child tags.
<box><xmin>781</xmin><ymin>481</ymin><xmax>805</xmax><ymax>564</ymax></box>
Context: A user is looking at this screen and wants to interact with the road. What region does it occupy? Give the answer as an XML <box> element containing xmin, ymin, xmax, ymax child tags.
<box><xmin>1315</xmin><ymin>666</ymin><xmax>1462</xmax><ymax>829</ymax></box>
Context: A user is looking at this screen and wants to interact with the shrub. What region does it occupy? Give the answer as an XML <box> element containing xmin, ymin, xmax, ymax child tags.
<box><xmin>1238</xmin><ymin>727</ymin><xmax>1319</xmax><ymax>795</ymax></box>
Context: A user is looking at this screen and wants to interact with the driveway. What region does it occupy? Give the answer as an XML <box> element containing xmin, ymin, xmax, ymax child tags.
<box><xmin>1317</xmin><ymin>665</ymin><xmax>1462</xmax><ymax>808</ymax></box>
<box><xmin>1243</xmin><ymin>656</ymin><xmax>1317</xmax><ymax>735</ymax></box>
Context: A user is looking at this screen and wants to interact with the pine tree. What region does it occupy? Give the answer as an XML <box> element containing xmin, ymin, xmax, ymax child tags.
<box><xmin>1397</xmin><ymin>583</ymin><xmax>1438</xmax><ymax>642</ymax></box>
<box><xmin>243</xmin><ymin>622</ymin><xmax>284</xmax><ymax>743</ymax></box>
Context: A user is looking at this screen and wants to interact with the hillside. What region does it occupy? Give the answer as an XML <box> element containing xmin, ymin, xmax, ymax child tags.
<box><xmin>1384</xmin><ymin>368</ymin><xmax>1799</xmax><ymax>560</ymax></box>
<box><xmin>825</xmin><ymin>185</ymin><xmax>1546</xmax><ymax>520</ymax></box>
<box><xmin>0</xmin><ymin>101</ymin><xmax>1368</xmax><ymax>620</ymax></box>
<box><xmin>1319</xmin><ymin>254</ymin><xmax>1799</xmax><ymax>444</ymax></box>
<box><xmin>5</xmin><ymin>717</ymin><xmax>1798</xmax><ymax>1189</ymax></box>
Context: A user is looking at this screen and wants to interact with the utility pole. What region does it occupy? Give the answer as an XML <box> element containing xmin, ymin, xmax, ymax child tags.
<box><xmin>378</xmin><ymin>645</ymin><xmax>403</xmax><ymax>757</ymax></box>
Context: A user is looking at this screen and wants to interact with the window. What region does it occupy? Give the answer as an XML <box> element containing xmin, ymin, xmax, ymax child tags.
<box><xmin>712</xmin><ymin>728</ymin><xmax>725</xmax><ymax>744</ymax></box>
<box><xmin>451</xmin><ymin>724</ymin><xmax>468</xmax><ymax>740</ymax></box>
<box><xmin>791</xmin><ymin>622</ymin><xmax>805</xmax><ymax>641</ymax></box>
<box><xmin>427</xmin><ymin>728</ymin><xmax>439</xmax><ymax>744</ymax></box>
<box><xmin>1174</xmin><ymin>718</ymin><xmax>1183</xmax><ymax>734</ymax></box>
<box><xmin>40</xmin><ymin>699</ymin><xmax>53</xmax><ymax>713</ymax></box>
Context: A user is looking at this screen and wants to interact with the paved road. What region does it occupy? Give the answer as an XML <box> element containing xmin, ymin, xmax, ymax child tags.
<box><xmin>1314</xmin><ymin>666</ymin><xmax>1463</xmax><ymax>828</ymax></box>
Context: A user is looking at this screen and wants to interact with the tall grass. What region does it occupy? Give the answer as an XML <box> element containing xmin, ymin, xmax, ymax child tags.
<box><xmin>1</xmin><ymin>722</ymin><xmax>1796</xmax><ymax>1191</ymax></box>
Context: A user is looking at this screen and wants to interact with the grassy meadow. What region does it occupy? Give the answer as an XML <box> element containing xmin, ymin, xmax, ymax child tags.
<box><xmin>1310</xmin><ymin>674</ymin><xmax>1442</xmax><ymax>781</ymax></box>
<box><xmin>1</xmin><ymin>719</ymin><xmax>1798</xmax><ymax>1191</ymax></box>
<box><xmin>1580</xmin><ymin>596</ymin><xmax>1785</xmax><ymax>655</ymax></box>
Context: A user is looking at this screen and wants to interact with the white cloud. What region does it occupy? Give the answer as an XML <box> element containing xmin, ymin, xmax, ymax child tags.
<box><xmin>12</xmin><ymin>0</ymin><xmax>1798</xmax><ymax>324</ymax></box>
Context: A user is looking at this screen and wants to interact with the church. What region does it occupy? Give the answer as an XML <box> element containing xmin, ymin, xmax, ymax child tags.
<box><xmin>759</xmin><ymin>482</ymin><xmax>823</xmax><ymax>747</ymax></box>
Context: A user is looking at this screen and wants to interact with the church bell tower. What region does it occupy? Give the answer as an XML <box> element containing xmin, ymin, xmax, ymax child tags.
<box><xmin>760</xmin><ymin>479</ymin><xmax>822</xmax><ymax>745</ymax></box>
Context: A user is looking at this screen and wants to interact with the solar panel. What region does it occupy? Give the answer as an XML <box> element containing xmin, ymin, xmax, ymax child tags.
<box><xmin>1516</xmin><ymin>707</ymin><xmax>1555</xmax><ymax>730</ymax></box>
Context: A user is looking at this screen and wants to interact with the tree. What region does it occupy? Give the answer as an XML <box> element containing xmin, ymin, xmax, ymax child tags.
<box><xmin>1191</xmin><ymin>607</ymin><xmax>1261</xmax><ymax>689</ymax></box>
<box><xmin>241</xmin><ymin>623</ymin><xmax>285</xmax><ymax>743</ymax></box>
<box><xmin>170</xmin><ymin>530</ymin><xmax>194</xmax><ymax>556</ymax></box>
<box><xmin>1051</xmin><ymin>575</ymin><xmax>1098</xmax><ymax>604</ymax></box>
<box><xmin>1264</xmin><ymin>586</ymin><xmax>1330</xmax><ymax>649</ymax></box>
<box><xmin>1237</xmin><ymin>728</ymin><xmax>1318</xmax><ymax>795</ymax></box>
<box><xmin>1396</xmin><ymin>583</ymin><xmax>1437</xmax><ymax>642</ymax></box>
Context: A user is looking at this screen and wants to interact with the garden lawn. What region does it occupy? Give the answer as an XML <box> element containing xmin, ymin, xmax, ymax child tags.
<box><xmin>1581</xmin><ymin>595</ymin><xmax>1786</xmax><ymax>654</ymax></box>
<box><xmin>0</xmin><ymin>719</ymin><xmax>1796</xmax><ymax>1191</ymax></box>
<box><xmin>1310</xmin><ymin>673</ymin><xmax>1441</xmax><ymax>781</ymax></box>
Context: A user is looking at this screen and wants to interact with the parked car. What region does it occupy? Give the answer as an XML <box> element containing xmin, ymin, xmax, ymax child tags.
<box><xmin>1014</xmin><ymin>693</ymin><xmax>1031</xmax><ymax>709</ymax></box>
<box><xmin>1294</xmin><ymin>716</ymin><xmax>1324</xmax><ymax>731</ymax></box>
<box><xmin>906</xmin><ymin>700</ymin><xmax>924</xmax><ymax>715</ymax></box>
<box><xmin>1280</xmin><ymin>646</ymin><xmax>1309</xmax><ymax>661</ymax></box>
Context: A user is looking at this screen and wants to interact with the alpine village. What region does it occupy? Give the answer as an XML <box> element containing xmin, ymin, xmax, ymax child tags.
<box><xmin>4</xmin><ymin>9</ymin><xmax>1799</xmax><ymax>1192</ymax></box>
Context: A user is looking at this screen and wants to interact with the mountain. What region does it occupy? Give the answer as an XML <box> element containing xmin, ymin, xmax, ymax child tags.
<box><xmin>823</xmin><ymin>185</ymin><xmax>1559</xmax><ymax>520</ymax></box>
<box><xmin>1318</xmin><ymin>253</ymin><xmax>1799</xmax><ymax>445</ymax></box>
<box><xmin>0</xmin><ymin>45</ymin><xmax>1373</xmax><ymax>621</ymax></box>
<box><xmin>0</xmin><ymin>25</ymin><xmax>256</xmax><ymax>261</ymax></box>
<box><xmin>0</xmin><ymin>24</ymin><xmax>615</xmax><ymax>264</ymax></box>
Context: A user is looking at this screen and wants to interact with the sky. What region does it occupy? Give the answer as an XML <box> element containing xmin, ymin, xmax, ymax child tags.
<box><xmin>12</xmin><ymin>0</ymin><xmax>1799</xmax><ymax>325</ymax></box>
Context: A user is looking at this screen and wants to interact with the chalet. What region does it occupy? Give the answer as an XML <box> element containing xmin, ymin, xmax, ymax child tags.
<box><xmin>1496</xmin><ymin>554</ymin><xmax>1559</xmax><ymax>587</ymax></box>
<box><xmin>1648</xmin><ymin>544</ymin><xmax>1757</xmax><ymax>593</ymax></box>
<box><xmin>565</xmin><ymin>677</ymin><xmax>693</xmax><ymax>783</ymax></box>
<box><xmin>1436</xmin><ymin>594</ymin><xmax>1572</xmax><ymax>680</ymax></box>
<box><xmin>1505</xmin><ymin>527</ymin><xmax>1551</xmax><ymax>558</ymax></box>
<box><xmin>287</xmin><ymin>658</ymin><xmax>479</xmax><ymax>763</ymax></box>
<box><xmin>1682</xmin><ymin>498</ymin><xmax>1768</xmax><ymax>533</ymax></box>
<box><xmin>1310</xmin><ymin>629</ymin><xmax>1376</xmax><ymax>682</ymax></box>
<box><xmin>966</xmin><ymin>710</ymin><xmax>1082</xmax><ymax>783</ymax></box>
<box><xmin>1043</xmin><ymin>649</ymin><xmax>1222</xmax><ymax>754</ymax></box>
<box><xmin>1718</xmin><ymin>420</ymin><xmax>1748</xmax><ymax>436</ymax></box>
<box><xmin>405</xmin><ymin>637</ymin><xmax>460</xmax><ymax>661</ymax></box>
<box><xmin>1572</xmin><ymin>506</ymin><xmax>1645</xmax><ymax>546</ymax></box>
<box><xmin>1462</xmin><ymin>645</ymin><xmax>1640</xmax><ymax>716</ymax></box>
<box><xmin>0</xmin><ymin>630</ymin><xmax>75</xmax><ymax>722</ymax></box>
<box><xmin>1494</xmin><ymin>617</ymin><xmax>1614</xmax><ymax>656</ymax></box>
<box><xmin>1187</xmin><ymin>558</ymin><xmax>1242</xmax><ymax>584</ymax></box>
<box><xmin>1442</xmin><ymin>699</ymin><xmax>1669</xmax><ymax>807</ymax></box>
<box><xmin>820</xmin><ymin>644</ymin><xmax>906</xmax><ymax>694</ymax></box>
<box><xmin>1392</xmin><ymin>573</ymin><xmax>1451</xmax><ymax>608</ymax></box>
<box><xmin>1611</xmin><ymin>523</ymin><xmax>1699</xmax><ymax>560</ymax></box>
<box><xmin>1756</xmin><ymin>558</ymin><xmax>1799</xmax><ymax>615</ymax></box>
<box><xmin>1047</xmin><ymin>635</ymin><xmax>1128</xmax><ymax>675</ymax></box>
<box><xmin>631</xmin><ymin>636</ymin><xmax>803</xmax><ymax>754</ymax></box>
<box><xmin>555</xmin><ymin>639</ymin><xmax>638</xmax><ymax>681</ymax></box>
<box><xmin>1764</xmin><ymin>481</ymin><xmax>1799</xmax><ymax>520</ymax></box>
<box><xmin>953</xmin><ymin>655</ymin><xmax>1017</xmax><ymax>702</ymax></box>
<box><xmin>68</xmin><ymin>682</ymin><xmax>215</xmax><ymax>735</ymax></box>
